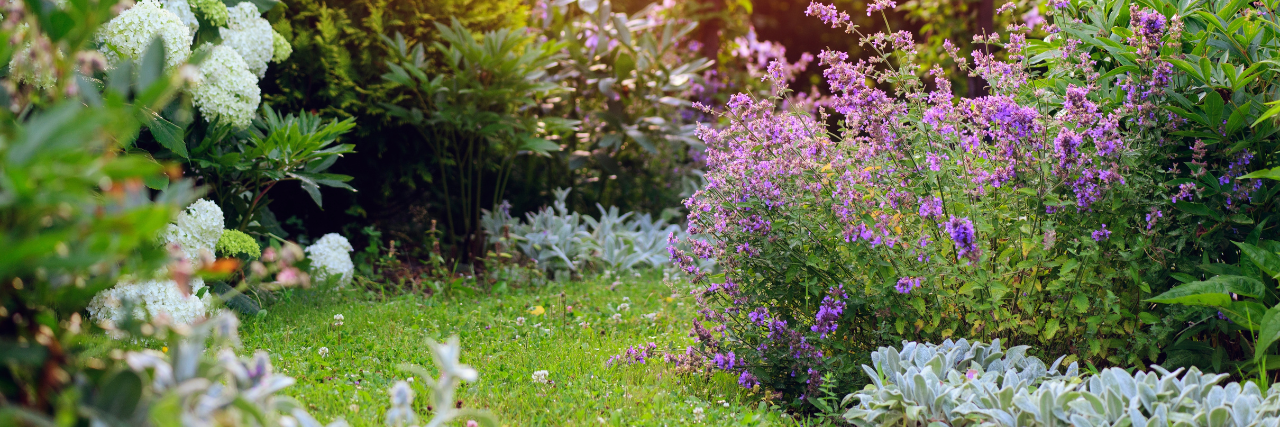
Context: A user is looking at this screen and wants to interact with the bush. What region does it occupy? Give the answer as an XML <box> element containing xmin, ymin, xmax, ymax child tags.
<box><xmin>672</xmin><ymin>0</ymin><xmax>1173</xmax><ymax>405</ymax></box>
<box><xmin>480</xmin><ymin>188</ymin><xmax>695</xmax><ymax>278</ymax></box>
<box><xmin>1049</xmin><ymin>0</ymin><xmax>1280</xmax><ymax>372</ymax></box>
<box><xmin>841</xmin><ymin>340</ymin><xmax>1280</xmax><ymax>427</ymax></box>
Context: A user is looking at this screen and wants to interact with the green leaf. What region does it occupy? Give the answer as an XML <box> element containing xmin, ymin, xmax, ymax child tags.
<box><xmin>1174</xmin><ymin>202</ymin><xmax>1223</xmax><ymax>221</ymax></box>
<box><xmin>143</xmin><ymin>111</ymin><xmax>188</xmax><ymax>158</ymax></box>
<box><xmin>519</xmin><ymin>135</ymin><xmax>561</xmax><ymax>155</ymax></box>
<box><xmin>1145</xmin><ymin>275</ymin><xmax>1266</xmax><ymax>305</ymax></box>
<box><xmin>1240</xmin><ymin>167</ymin><xmax>1280</xmax><ymax>181</ymax></box>
<box><xmin>1234</xmin><ymin>241</ymin><xmax>1280</xmax><ymax>278</ymax></box>
<box><xmin>1254</xmin><ymin>305</ymin><xmax>1280</xmax><ymax>362</ymax></box>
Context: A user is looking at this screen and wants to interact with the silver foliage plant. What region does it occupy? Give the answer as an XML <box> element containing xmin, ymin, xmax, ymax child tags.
<box><xmin>844</xmin><ymin>340</ymin><xmax>1280</xmax><ymax>427</ymax></box>
<box><xmin>122</xmin><ymin>311</ymin><xmax>346</xmax><ymax>427</ymax></box>
<box><xmin>480</xmin><ymin>188</ymin><xmax>699</xmax><ymax>275</ymax></box>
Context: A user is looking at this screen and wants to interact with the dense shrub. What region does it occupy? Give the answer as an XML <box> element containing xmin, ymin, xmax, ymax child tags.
<box><xmin>1064</xmin><ymin>0</ymin><xmax>1280</xmax><ymax>371</ymax></box>
<box><xmin>672</xmin><ymin>0</ymin><xmax>1176</xmax><ymax>406</ymax></box>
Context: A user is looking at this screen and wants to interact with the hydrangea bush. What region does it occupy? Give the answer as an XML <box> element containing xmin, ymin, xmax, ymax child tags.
<box><xmin>672</xmin><ymin>1</ymin><xmax>1172</xmax><ymax>404</ymax></box>
<box><xmin>89</xmin><ymin>199</ymin><xmax>227</xmax><ymax>327</ymax></box>
<box><xmin>305</xmin><ymin>233</ymin><xmax>355</xmax><ymax>286</ymax></box>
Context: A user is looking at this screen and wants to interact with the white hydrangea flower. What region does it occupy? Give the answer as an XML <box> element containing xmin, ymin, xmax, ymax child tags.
<box><xmin>305</xmin><ymin>233</ymin><xmax>355</xmax><ymax>286</ymax></box>
<box><xmin>190</xmin><ymin>44</ymin><xmax>260</xmax><ymax>129</ymax></box>
<box><xmin>162</xmin><ymin>199</ymin><xmax>225</xmax><ymax>262</ymax></box>
<box><xmin>87</xmin><ymin>276</ymin><xmax>212</xmax><ymax>327</ymax></box>
<box><xmin>97</xmin><ymin>0</ymin><xmax>192</xmax><ymax>69</ymax></box>
<box><xmin>270</xmin><ymin>29</ymin><xmax>292</xmax><ymax>63</ymax></box>
<box><xmin>220</xmin><ymin>2</ymin><xmax>273</xmax><ymax>78</ymax></box>
<box><xmin>162</xmin><ymin>0</ymin><xmax>199</xmax><ymax>38</ymax></box>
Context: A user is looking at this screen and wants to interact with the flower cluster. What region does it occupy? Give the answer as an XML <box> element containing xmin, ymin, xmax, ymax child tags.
<box><xmin>305</xmin><ymin>233</ymin><xmax>355</xmax><ymax>286</ymax></box>
<box><xmin>89</xmin><ymin>199</ymin><xmax>228</xmax><ymax>327</ymax></box>
<box><xmin>672</xmin><ymin>1</ymin><xmax>1162</xmax><ymax>403</ymax></box>
<box><xmin>188</xmin><ymin>0</ymin><xmax>228</xmax><ymax>26</ymax></box>
<box><xmin>87</xmin><ymin>275</ymin><xmax>212</xmax><ymax>327</ymax></box>
<box><xmin>605</xmin><ymin>342</ymin><xmax>659</xmax><ymax>367</ymax></box>
<box><xmin>189</xmin><ymin>44</ymin><xmax>260</xmax><ymax>129</ymax></box>
<box><xmin>96</xmin><ymin>0</ymin><xmax>191</xmax><ymax>69</ymax></box>
<box><xmin>162</xmin><ymin>0</ymin><xmax>198</xmax><ymax>36</ymax></box>
<box><xmin>221</xmin><ymin>3</ymin><xmax>273</xmax><ymax>78</ymax></box>
<box><xmin>215</xmin><ymin>229</ymin><xmax>261</xmax><ymax>259</ymax></box>
<box><xmin>162</xmin><ymin>198</ymin><xmax>225</xmax><ymax>263</ymax></box>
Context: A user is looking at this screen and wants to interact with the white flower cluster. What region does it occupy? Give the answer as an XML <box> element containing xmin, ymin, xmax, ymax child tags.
<box><xmin>162</xmin><ymin>0</ymin><xmax>199</xmax><ymax>38</ymax></box>
<box><xmin>531</xmin><ymin>370</ymin><xmax>549</xmax><ymax>384</ymax></box>
<box><xmin>97</xmin><ymin>0</ymin><xmax>292</xmax><ymax>129</ymax></box>
<box><xmin>96</xmin><ymin>0</ymin><xmax>191</xmax><ymax>69</ymax></box>
<box><xmin>305</xmin><ymin>233</ymin><xmax>354</xmax><ymax>286</ymax></box>
<box><xmin>189</xmin><ymin>45</ymin><xmax>260</xmax><ymax>129</ymax></box>
<box><xmin>89</xmin><ymin>199</ymin><xmax>225</xmax><ymax>328</ymax></box>
<box><xmin>161</xmin><ymin>198</ymin><xmax>225</xmax><ymax>261</ymax></box>
<box><xmin>87</xmin><ymin>276</ymin><xmax>213</xmax><ymax>327</ymax></box>
<box><xmin>220</xmin><ymin>3</ymin><xmax>273</xmax><ymax>78</ymax></box>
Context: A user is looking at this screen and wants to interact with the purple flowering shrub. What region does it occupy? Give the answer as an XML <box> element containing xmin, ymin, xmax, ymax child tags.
<box><xmin>669</xmin><ymin>1</ymin><xmax>1174</xmax><ymax>404</ymax></box>
<box><xmin>1045</xmin><ymin>0</ymin><xmax>1280</xmax><ymax>371</ymax></box>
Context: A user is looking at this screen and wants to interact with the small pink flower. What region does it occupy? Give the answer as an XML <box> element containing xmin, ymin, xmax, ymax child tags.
<box><xmin>276</xmin><ymin>267</ymin><xmax>303</xmax><ymax>285</ymax></box>
<box><xmin>966</xmin><ymin>369</ymin><xmax>979</xmax><ymax>380</ymax></box>
<box><xmin>466</xmin><ymin>421</ymin><xmax>478</xmax><ymax>427</ymax></box>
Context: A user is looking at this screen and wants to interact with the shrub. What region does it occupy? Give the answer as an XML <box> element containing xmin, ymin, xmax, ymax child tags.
<box><xmin>480</xmin><ymin>188</ymin><xmax>696</xmax><ymax>278</ymax></box>
<box><xmin>672</xmin><ymin>0</ymin><xmax>1172</xmax><ymax>405</ymax></box>
<box><xmin>1046</xmin><ymin>0</ymin><xmax>1280</xmax><ymax>372</ymax></box>
<box><xmin>841</xmin><ymin>340</ymin><xmax>1280</xmax><ymax>427</ymax></box>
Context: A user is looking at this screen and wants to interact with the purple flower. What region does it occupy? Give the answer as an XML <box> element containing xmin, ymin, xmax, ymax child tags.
<box><xmin>1053</xmin><ymin>130</ymin><xmax>1082</xmax><ymax>170</ymax></box>
<box><xmin>942</xmin><ymin>216</ymin><xmax>980</xmax><ymax>262</ymax></box>
<box><xmin>748</xmin><ymin>307</ymin><xmax>771</xmax><ymax>325</ymax></box>
<box><xmin>810</xmin><ymin>285</ymin><xmax>847</xmax><ymax>338</ymax></box>
<box><xmin>1091</xmin><ymin>224</ymin><xmax>1111</xmax><ymax>241</ymax></box>
<box><xmin>714</xmin><ymin>351</ymin><xmax>739</xmax><ymax>370</ymax></box>
<box><xmin>918</xmin><ymin>197</ymin><xmax>944</xmax><ymax>219</ymax></box>
<box><xmin>738</xmin><ymin>371</ymin><xmax>759</xmax><ymax>388</ymax></box>
<box><xmin>1172</xmin><ymin>183</ymin><xmax>1197</xmax><ymax>203</ymax></box>
<box><xmin>894</xmin><ymin>277</ymin><xmax>921</xmax><ymax>294</ymax></box>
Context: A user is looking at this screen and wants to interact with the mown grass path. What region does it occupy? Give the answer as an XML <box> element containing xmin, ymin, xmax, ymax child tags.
<box><xmin>239</xmin><ymin>273</ymin><xmax>800</xmax><ymax>426</ymax></box>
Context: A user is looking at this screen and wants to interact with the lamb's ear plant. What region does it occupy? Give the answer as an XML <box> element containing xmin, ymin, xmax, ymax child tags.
<box><xmin>841</xmin><ymin>340</ymin><xmax>1280</xmax><ymax>427</ymax></box>
<box><xmin>393</xmin><ymin>336</ymin><xmax>497</xmax><ymax>427</ymax></box>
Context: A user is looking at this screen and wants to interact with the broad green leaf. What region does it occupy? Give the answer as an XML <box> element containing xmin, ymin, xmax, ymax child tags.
<box><xmin>143</xmin><ymin>111</ymin><xmax>188</xmax><ymax>158</ymax></box>
<box><xmin>1255</xmin><ymin>305</ymin><xmax>1280</xmax><ymax>362</ymax></box>
<box><xmin>1174</xmin><ymin>202</ymin><xmax>1223</xmax><ymax>221</ymax></box>
<box><xmin>1146</xmin><ymin>275</ymin><xmax>1265</xmax><ymax>305</ymax></box>
<box><xmin>1234</xmin><ymin>241</ymin><xmax>1280</xmax><ymax>278</ymax></box>
<box><xmin>1240</xmin><ymin>167</ymin><xmax>1280</xmax><ymax>181</ymax></box>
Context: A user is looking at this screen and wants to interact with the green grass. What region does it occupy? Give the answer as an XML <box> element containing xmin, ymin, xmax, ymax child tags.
<box><xmin>238</xmin><ymin>272</ymin><xmax>805</xmax><ymax>426</ymax></box>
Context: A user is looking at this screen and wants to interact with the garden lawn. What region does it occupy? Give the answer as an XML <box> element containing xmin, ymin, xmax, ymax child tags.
<box><xmin>237</xmin><ymin>273</ymin><xmax>800</xmax><ymax>426</ymax></box>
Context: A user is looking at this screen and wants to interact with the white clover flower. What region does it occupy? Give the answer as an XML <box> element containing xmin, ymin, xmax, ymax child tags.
<box><xmin>87</xmin><ymin>276</ymin><xmax>212</xmax><ymax>327</ymax></box>
<box><xmin>162</xmin><ymin>199</ymin><xmax>225</xmax><ymax>262</ymax></box>
<box><xmin>162</xmin><ymin>0</ymin><xmax>198</xmax><ymax>38</ymax></box>
<box><xmin>515</xmin><ymin>316</ymin><xmax>526</xmax><ymax>326</ymax></box>
<box><xmin>617</xmin><ymin>303</ymin><xmax>630</xmax><ymax>312</ymax></box>
<box><xmin>318</xmin><ymin>347</ymin><xmax>329</xmax><ymax>357</ymax></box>
<box><xmin>190</xmin><ymin>44</ymin><xmax>260</xmax><ymax>129</ymax></box>
<box><xmin>531</xmin><ymin>370</ymin><xmax>549</xmax><ymax>384</ymax></box>
<box><xmin>642</xmin><ymin>312</ymin><xmax>658</xmax><ymax>321</ymax></box>
<box><xmin>220</xmin><ymin>2</ymin><xmax>273</xmax><ymax>78</ymax></box>
<box><xmin>97</xmin><ymin>0</ymin><xmax>191</xmax><ymax>69</ymax></box>
<box><xmin>305</xmin><ymin>233</ymin><xmax>354</xmax><ymax>286</ymax></box>
<box><xmin>610</xmin><ymin>313</ymin><xmax>622</xmax><ymax>322</ymax></box>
